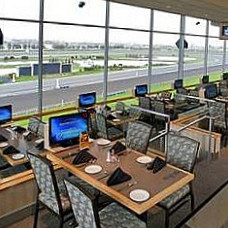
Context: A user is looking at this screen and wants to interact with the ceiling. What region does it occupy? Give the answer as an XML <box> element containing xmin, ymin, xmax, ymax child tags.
<box><xmin>109</xmin><ymin>0</ymin><xmax>228</xmax><ymax>23</ymax></box>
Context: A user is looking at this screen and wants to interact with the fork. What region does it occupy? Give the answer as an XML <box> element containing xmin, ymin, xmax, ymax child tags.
<box><xmin>119</xmin><ymin>180</ymin><xmax>138</xmax><ymax>191</ymax></box>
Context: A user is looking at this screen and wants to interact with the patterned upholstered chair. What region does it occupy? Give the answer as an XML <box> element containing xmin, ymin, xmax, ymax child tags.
<box><xmin>96</xmin><ymin>113</ymin><xmax>124</xmax><ymax>140</ymax></box>
<box><xmin>139</xmin><ymin>97</ymin><xmax>151</xmax><ymax>110</ymax></box>
<box><xmin>27</xmin><ymin>152</ymin><xmax>72</xmax><ymax>228</ymax></box>
<box><xmin>129</xmin><ymin>106</ymin><xmax>142</xmax><ymax>119</ymax></box>
<box><xmin>115</xmin><ymin>101</ymin><xmax>126</xmax><ymax>113</ymax></box>
<box><xmin>139</xmin><ymin>97</ymin><xmax>154</xmax><ymax>125</ymax></box>
<box><xmin>28</xmin><ymin>116</ymin><xmax>40</xmax><ymax>134</ymax></box>
<box><xmin>64</xmin><ymin>178</ymin><xmax>146</xmax><ymax>228</ymax></box>
<box><xmin>219</xmin><ymin>80</ymin><xmax>228</xmax><ymax>97</ymax></box>
<box><xmin>153</xmin><ymin>100</ymin><xmax>166</xmax><ymax>131</ymax></box>
<box><xmin>157</xmin><ymin>133</ymin><xmax>200</xmax><ymax>228</ymax></box>
<box><xmin>125</xmin><ymin>120</ymin><xmax>152</xmax><ymax>154</ymax></box>
<box><xmin>208</xmin><ymin>100</ymin><xmax>228</xmax><ymax>146</ymax></box>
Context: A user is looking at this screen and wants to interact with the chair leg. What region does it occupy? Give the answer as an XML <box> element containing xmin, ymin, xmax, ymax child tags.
<box><xmin>33</xmin><ymin>199</ymin><xmax>39</xmax><ymax>228</ymax></box>
<box><xmin>165</xmin><ymin>210</ymin><xmax>169</xmax><ymax>228</ymax></box>
<box><xmin>190</xmin><ymin>193</ymin><xmax>195</xmax><ymax>211</ymax></box>
<box><xmin>59</xmin><ymin>215</ymin><xmax>64</xmax><ymax>228</ymax></box>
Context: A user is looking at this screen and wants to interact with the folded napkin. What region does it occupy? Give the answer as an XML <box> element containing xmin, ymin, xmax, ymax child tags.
<box><xmin>3</xmin><ymin>146</ymin><xmax>20</xmax><ymax>155</ymax></box>
<box><xmin>107</xmin><ymin>114</ymin><xmax>116</xmax><ymax>120</ymax></box>
<box><xmin>147</xmin><ymin>157</ymin><xmax>166</xmax><ymax>174</ymax></box>
<box><xmin>110</xmin><ymin>141</ymin><xmax>126</xmax><ymax>155</ymax></box>
<box><xmin>107</xmin><ymin>167</ymin><xmax>131</xmax><ymax>186</ymax></box>
<box><xmin>0</xmin><ymin>135</ymin><xmax>7</xmax><ymax>143</ymax></box>
<box><xmin>72</xmin><ymin>149</ymin><xmax>96</xmax><ymax>165</ymax></box>
<box><xmin>12</xmin><ymin>126</ymin><xmax>27</xmax><ymax>134</ymax></box>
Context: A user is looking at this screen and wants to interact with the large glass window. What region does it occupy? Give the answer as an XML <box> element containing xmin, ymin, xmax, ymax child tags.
<box><xmin>0</xmin><ymin>21</ymin><xmax>39</xmax><ymax>116</ymax></box>
<box><xmin>186</xmin><ymin>17</ymin><xmax>206</xmax><ymax>36</ymax></box>
<box><xmin>110</xmin><ymin>2</ymin><xmax>150</xmax><ymax>30</ymax></box>
<box><xmin>0</xmin><ymin>0</ymin><xmax>39</xmax><ymax>20</ymax></box>
<box><xmin>108</xmin><ymin>29</ymin><xmax>149</xmax><ymax>98</ymax></box>
<box><xmin>153</xmin><ymin>33</ymin><xmax>179</xmax><ymax>81</ymax></box>
<box><xmin>208</xmin><ymin>38</ymin><xmax>223</xmax><ymax>75</ymax></box>
<box><xmin>184</xmin><ymin>35</ymin><xmax>205</xmax><ymax>80</ymax></box>
<box><xmin>43</xmin><ymin>23</ymin><xmax>105</xmax><ymax>110</ymax></box>
<box><xmin>44</xmin><ymin>0</ymin><xmax>106</xmax><ymax>26</ymax></box>
<box><xmin>154</xmin><ymin>11</ymin><xmax>180</xmax><ymax>33</ymax></box>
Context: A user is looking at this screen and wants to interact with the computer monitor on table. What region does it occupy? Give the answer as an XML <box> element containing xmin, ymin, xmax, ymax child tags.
<box><xmin>78</xmin><ymin>92</ymin><xmax>96</xmax><ymax>109</ymax></box>
<box><xmin>205</xmin><ymin>84</ymin><xmax>218</xmax><ymax>99</ymax></box>
<box><xmin>49</xmin><ymin>112</ymin><xmax>88</xmax><ymax>147</ymax></box>
<box><xmin>0</xmin><ymin>105</ymin><xmax>12</xmax><ymax>125</ymax></box>
<box><xmin>174</xmin><ymin>79</ymin><xmax>183</xmax><ymax>90</ymax></box>
<box><xmin>202</xmin><ymin>75</ymin><xmax>209</xmax><ymax>84</ymax></box>
<box><xmin>223</xmin><ymin>73</ymin><xmax>228</xmax><ymax>81</ymax></box>
<box><xmin>135</xmin><ymin>84</ymin><xmax>148</xmax><ymax>97</ymax></box>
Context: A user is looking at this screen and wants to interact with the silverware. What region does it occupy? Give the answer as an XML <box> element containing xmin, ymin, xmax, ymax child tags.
<box><xmin>97</xmin><ymin>170</ymin><xmax>110</xmax><ymax>180</ymax></box>
<box><xmin>119</xmin><ymin>181</ymin><xmax>137</xmax><ymax>191</ymax></box>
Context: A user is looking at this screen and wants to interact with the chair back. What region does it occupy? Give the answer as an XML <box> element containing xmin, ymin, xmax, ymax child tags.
<box><xmin>208</xmin><ymin>101</ymin><xmax>227</xmax><ymax>130</ymax></box>
<box><xmin>126</xmin><ymin>121</ymin><xmax>152</xmax><ymax>154</ymax></box>
<box><xmin>167</xmin><ymin>133</ymin><xmax>199</xmax><ymax>172</ymax></box>
<box><xmin>96</xmin><ymin>113</ymin><xmax>108</xmax><ymax>139</ymax></box>
<box><xmin>139</xmin><ymin>97</ymin><xmax>151</xmax><ymax>110</ymax></box>
<box><xmin>27</xmin><ymin>152</ymin><xmax>62</xmax><ymax>215</ymax></box>
<box><xmin>129</xmin><ymin>106</ymin><xmax>141</xmax><ymax>119</ymax></box>
<box><xmin>153</xmin><ymin>100</ymin><xmax>165</xmax><ymax>121</ymax></box>
<box><xmin>28</xmin><ymin>116</ymin><xmax>40</xmax><ymax>134</ymax></box>
<box><xmin>64</xmin><ymin>178</ymin><xmax>100</xmax><ymax>228</ymax></box>
<box><xmin>116</xmin><ymin>101</ymin><xmax>126</xmax><ymax>113</ymax></box>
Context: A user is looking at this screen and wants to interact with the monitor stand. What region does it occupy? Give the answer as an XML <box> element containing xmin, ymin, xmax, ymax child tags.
<box><xmin>60</xmin><ymin>139</ymin><xmax>78</xmax><ymax>148</ymax></box>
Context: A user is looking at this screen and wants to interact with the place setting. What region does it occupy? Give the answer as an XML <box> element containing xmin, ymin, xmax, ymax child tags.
<box><xmin>105</xmin><ymin>167</ymin><xmax>150</xmax><ymax>203</ymax></box>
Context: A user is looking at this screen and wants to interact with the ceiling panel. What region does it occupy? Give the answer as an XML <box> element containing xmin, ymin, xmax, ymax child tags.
<box><xmin>109</xmin><ymin>0</ymin><xmax>228</xmax><ymax>23</ymax></box>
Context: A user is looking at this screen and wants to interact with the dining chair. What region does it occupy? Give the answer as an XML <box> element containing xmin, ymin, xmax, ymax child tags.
<box><xmin>157</xmin><ymin>133</ymin><xmax>200</xmax><ymax>228</ymax></box>
<box><xmin>153</xmin><ymin>100</ymin><xmax>166</xmax><ymax>131</ymax></box>
<box><xmin>96</xmin><ymin>113</ymin><xmax>124</xmax><ymax>140</ymax></box>
<box><xmin>208</xmin><ymin>100</ymin><xmax>228</xmax><ymax>146</ymax></box>
<box><xmin>115</xmin><ymin>101</ymin><xmax>126</xmax><ymax>113</ymax></box>
<box><xmin>139</xmin><ymin>97</ymin><xmax>154</xmax><ymax>125</ymax></box>
<box><xmin>28</xmin><ymin>116</ymin><xmax>40</xmax><ymax>134</ymax></box>
<box><xmin>139</xmin><ymin>97</ymin><xmax>151</xmax><ymax>110</ymax></box>
<box><xmin>125</xmin><ymin>120</ymin><xmax>152</xmax><ymax>154</ymax></box>
<box><xmin>64</xmin><ymin>178</ymin><xmax>146</xmax><ymax>228</ymax></box>
<box><xmin>27</xmin><ymin>152</ymin><xmax>72</xmax><ymax>228</ymax></box>
<box><xmin>219</xmin><ymin>80</ymin><xmax>228</xmax><ymax>96</ymax></box>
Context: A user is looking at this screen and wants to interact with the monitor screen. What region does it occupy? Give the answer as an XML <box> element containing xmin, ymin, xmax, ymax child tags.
<box><xmin>79</xmin><ymin>92</ymin><xmax>96</xmax><ymax>108</ymax></box>
<box><xmin>222</xmin><ymin>26</ymin><xmax>228</xmax><ymax>36</ymax></box>
<box><xmin>0</xmin><ymin>105</ymin><xmax>12</xmax><ymax>124</ymax></box>
<box><xmin>174</xmin><ymin>79</ymin><xmax>183</xmax><ymax>89</ymax></box>
<box><xmin>223</xmin><ymin>73</ymin><xmax>228</xmax><ymax>80</ymax></box>
<box><xmin>202</xmin><ymin>75</ymin><xmax>209</xmax><ymax>84</ymax></box>
<box><xmin>135</xmin><ymin>84</ymin><xmax>148</xmax><ymax>97</ymax></box>
<box><xmin>205</xmin><ymin>84</ymin><xmax>217</xmax><ymax>99</ymax></box>
<box><xmin>49</xmin><ymin>112</ymin><xmax>88</xmax><ymax>146</ymax></box>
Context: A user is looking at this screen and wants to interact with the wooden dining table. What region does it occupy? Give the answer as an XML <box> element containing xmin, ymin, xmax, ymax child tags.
<box><xmin>47</xmin><ymin>140</ymin><xmax>194</xmax><ymax>215</ymax></box>
<box><xmin>0</xmin><ymin>128</ymin><xmax>42</xmax><ymax>166</ymax></box>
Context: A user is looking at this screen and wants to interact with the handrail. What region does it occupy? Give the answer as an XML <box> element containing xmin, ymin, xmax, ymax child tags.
<box><xmin>130</xmin><ymin>106</ymin><xmax>170</xmax><ymax>155</ymax></box>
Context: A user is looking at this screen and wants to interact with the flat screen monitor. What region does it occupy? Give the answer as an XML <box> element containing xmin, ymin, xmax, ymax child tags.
<box><xmin>205</xmin><ymin>84</ymin><xmax>217</xmax><ymax>99</ymax></box>
<box><xmin>174</xmin><ymin>79</ymin><xmax>183</xmax><ymax>89</ymax></box>
<box><xmin>49</xmin><ymin>112</ymin><xmax>88</xmax><ymax>147</ymax></box>
<box><xmin>202</xmin><ymin>75</ymin><xmax>209</xmax><ymax>84</ymax></box>
<box><xmin>0</xmin><ymin>105</ymin><xmax>12</xmax><ymax>125</ymax></box>
<box><xmin>223</xmin><ymin>73</ymin><xmax>228</xmax><ymax>81</ymax></box>
<box><xmin>79</xmin><ymin>92</ymin><xmax>96</xmax><ymax>108</ymax></box>
<box><xmin>220</xmin><ymin>23</ymin><xmax>228</xmax><ymax>40</ymax></box>
<box><xmin>135</xmin><ymin>84</ymin><xmax>148</xmax><ymax>97</ymax></box>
